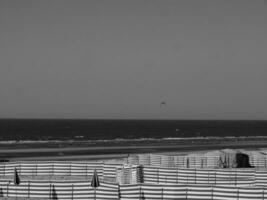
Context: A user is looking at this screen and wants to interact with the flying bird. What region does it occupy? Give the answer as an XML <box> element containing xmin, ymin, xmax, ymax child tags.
<box><xmin>160</xmin><ymin>102</ymin><xmax>166</xmax><ymax>107</ymax></box>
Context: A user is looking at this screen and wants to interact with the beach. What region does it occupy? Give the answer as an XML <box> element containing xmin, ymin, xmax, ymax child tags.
<box><xmin>1</xmin><ymin>137</ymin><xmax>267</xmax><ymax>161</ymax></box>
<box><xmin>1</xmin><ymin>138</ymin><xmax>267</xmax><ymax>200</ymax></box>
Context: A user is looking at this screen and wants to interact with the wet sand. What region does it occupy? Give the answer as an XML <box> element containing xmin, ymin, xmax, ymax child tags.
<box><xmin>1</xmin><ymin>137</ymin><xmax>267</xmax><ymax>161</ymax></box>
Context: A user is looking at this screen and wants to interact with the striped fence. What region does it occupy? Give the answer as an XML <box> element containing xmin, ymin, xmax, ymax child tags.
<box><xmin>2</xmin><ymin>161</ymin><xmax>267</xmax><ymax>186</ymax></box>
<box><xmin>250</xmin><ymin>155</ymin><xmax>267</xmax><ymax>168</ymax></box>
<box><xmin>128</xmin><ymin>154</ymin><xmax>220</xmax><ymax>168</ymax></box>
<box><xmin>128</xmin><ymin>152</ymin><xmax>267</xmax><ymax>169</ymax></box>
<box><xmin>103</xmin><ymin>163</ymin><xmax>124</xmax><ymax>180</ymax></box>
<box><xmin>1</xmin><ymin>179</ymin><xmax>267</xmax><ymax>200</ymax></box>
<box><xmin>255</xmin><ymin>170</ymin><xmax>267</xmax><ymax>186</ymax></box>
<box><xmin>0</xmin><ymin>161</ymin><xmax>105</xmax><ymax>178</ymax></box>
<box><xmin>0</xmin><ymin>179</ymin><xmax>118</xmax><ymax>199</ymax></box>
<box><xmin>0</xmin><ymin>161</ymin><xmax>125</xmax><ymax>184</ymax></box>
<box><xmin>142</xmin><ymin>167</ymin><xmax>256</xmax><ymax>186</ymax></box>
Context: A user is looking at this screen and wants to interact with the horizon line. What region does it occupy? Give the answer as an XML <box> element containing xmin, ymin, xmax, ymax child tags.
<box><xmin>0</xmin><ymin>118</ymin><xmax>267</xmax><ymax>121</ymax></box>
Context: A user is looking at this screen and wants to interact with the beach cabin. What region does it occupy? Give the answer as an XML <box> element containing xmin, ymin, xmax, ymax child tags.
<box><xmin>116</xmin><ymin>164</ymin><xmax>143</xmax><ymax>184</ymax></box>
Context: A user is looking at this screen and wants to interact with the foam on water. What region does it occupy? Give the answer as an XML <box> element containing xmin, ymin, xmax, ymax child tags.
<box><xmin>1</xmin><ymin>135</ymin><xmax>267</xmax><ymax>144</ymax></box>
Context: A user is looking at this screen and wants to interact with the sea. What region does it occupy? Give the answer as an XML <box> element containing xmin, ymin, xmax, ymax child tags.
<box><xmin>0</xmin><ymin>119</ymin><xmax>267</xmax><ymax>143</ymax></box>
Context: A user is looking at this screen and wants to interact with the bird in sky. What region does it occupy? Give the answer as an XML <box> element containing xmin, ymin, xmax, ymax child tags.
<box><xmin>160</xmin><ymin>102</ymin><xmax>166</xmax><ymax>107</ymax></box>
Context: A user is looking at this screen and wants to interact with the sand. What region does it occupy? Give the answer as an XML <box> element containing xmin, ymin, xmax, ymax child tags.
<box><xmin>1</xmin><ymin>137</ymin><xmax>267</xmax><ymax>161</ymax></box>
<box><xmin>1</xmin><ymin>138</ymin><xmax>267</xmax><ymax>200</ymax></box>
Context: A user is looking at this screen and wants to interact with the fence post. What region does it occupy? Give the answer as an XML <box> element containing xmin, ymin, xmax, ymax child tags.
<box><xmin>3</xmin><ymin>163</ymin><xmax>5</xmax><ymax>176</ymax></box>
<box><xmin>15</xmin><ymin>183</ymin><xmax>17</xmax><ymax>199</ymax></box>
<box><xmin>71</xmin><ymin>184</ymin><xmax>74</xmax><ymax>200</ymax></box>
<box><xmin>235</xmin><ymin>171</ymin><xmax>237</xmax><ymax>186</ymax></box>
<box><xmin>186</xmin><ymin>187</ymin><xmax>188</xmax><ymax>200</ymax></box>
<box><xmin>118</xmin><ymin>184</ymin><xmax>120</xmax><ymax>200</ymax></box>
<box><xmin>94</xmin><ymin>187</ymin><xmax>97</xmax><ymax>199</ymax></box>
<box><xmin>186</xmin><ymin>171</ymin><xmax>188</xmax><ymax>184</ymax></box>
<box><xmin>195</xmin><ymin>168</ymin><xmax>197</xmax><ymax>184</ymax></box>
<box><xmin>176</xmin><ymin>169</ymin><xmax>179</xmax><ymax>184</ymax></box>
<box><xmin>139</xmin><ymin>186</ymin><xmax>141</xmax><ymax>200</ymax></box>
<box><xmin>208</xmin><ymin>171</ymin><xmax>210</xmax><ymax>184</ymax></box>
<box><xmin>161</xmin><ymin>187</ymin><xmax>164</xmax><ymax>200</ymax></box>
<box><xmin>6</xmin><ymin>181</ymin><xmax>9</xmax><ymax>197</ymax></box>
<box><xmin>28</xmin><ymin>181</ymin><xmax>30</xmax><ymax>198</ymax></box>
<box><xmin>214</xmin><ymin>170</ymin><xmax>217</xmax><ymax>185</ymax></box>
<box><xmin>211</xmin><ymin>185</ymin><xmax>213</xmax><ymax>200</ymax></box>
<box><xmin>49</xmin><ymin>183</ymin><xmax>51</xmax><ymax>199</ymax></box>
<box><xmin>157</xmin><ymin>169</ymin><xmax>159</xmax><ymax>184</ymax></box>
<box><xmin>35</xmin><ymin>163</ymin><xmax>38</xmax><ymax>176</ymax></box>
<box><xmin>237</xmin><ymin>188</ymin><xmax>239</xmax><ymax>200</ymax></box>
<box><xmin>52</xmin><ymin>163</ymin><xmax>54</xmax><ymax>176</ymax></box>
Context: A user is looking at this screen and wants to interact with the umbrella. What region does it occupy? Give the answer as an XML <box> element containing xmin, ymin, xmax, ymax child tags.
<box><xmin>14</xmin><ymin>168</ymin><xmax>20</xmax><ymax>185</ymax></box>
<box><xmin>91</xmin><ymin>170</ymin><xmax>100</xmax><ymax>188</ymax></box>
<box><xmin>91</xmin><ymin>170</ymin><xmax>100</xmax><ymax>200</ymax></box>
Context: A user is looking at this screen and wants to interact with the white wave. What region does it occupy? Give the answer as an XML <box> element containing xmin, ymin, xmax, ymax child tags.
<box><xmin>0</xmin><ymin>136</ymin><xmax>267</xmax><ymax>144</ymax></box>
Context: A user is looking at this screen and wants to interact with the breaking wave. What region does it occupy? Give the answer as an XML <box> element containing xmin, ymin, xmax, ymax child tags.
<box><xmin>1</xmin><ymin>136</ymin><xmax>267</xmax><ymax>144</ymax></box>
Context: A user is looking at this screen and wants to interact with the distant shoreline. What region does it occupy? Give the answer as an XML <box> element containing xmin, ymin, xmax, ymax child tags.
<box><xmin>1</xmin><ymin>137</ymin><xmax>267</xmax><ymax>161</ymax></box>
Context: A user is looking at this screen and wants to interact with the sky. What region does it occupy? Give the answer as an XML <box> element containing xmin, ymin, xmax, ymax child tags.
<box><xmin>0</xmin><ymin>0</ymin><xmax>266</xmax><ymax>120</ymax></box>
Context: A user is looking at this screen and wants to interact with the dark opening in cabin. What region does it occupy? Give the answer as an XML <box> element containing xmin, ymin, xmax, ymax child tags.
<box><xmin>235</xmin><ymin>153</ymin><xmax>253</xmax><ymax>168</ymax></box>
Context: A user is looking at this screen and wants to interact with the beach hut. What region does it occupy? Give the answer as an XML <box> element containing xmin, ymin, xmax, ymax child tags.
<box><xmin>138</xmin><ymin>154</ymin><xmax>150</xmax><ymax>165</ymax></box>
<box><xmin>174</xmin><ymin>155</ymin><xmax>187</xmax><ymax>168</ymax></box>
<box><xmin>161</xmin><ymin>155</ymin><xmax>175</xmax><ymax>168</ymax></box>
<box><xmin>221</xmin><ymin>149</ymin><xmax>238</xmax><ymax>168</ymax></box>
<box><xmin>186</xmin><ymin>153</ymin><xmax>206</xmax><ymax>168</ymax></box>
<box><xmin>127</xmin><ymin>155</ymin><xmax>139</xmax><ymax>165</ymax></box>
<box><xmin>116</xmin><ymin>164</ymin><xmax>143</xmax><ymax>184</ymax></box>
<box><xmin>235</xmin><ymin>152</ymin><xmax>252</xmax><ymax>168</ymax></box>
<box><xmin>204</xmin><ymin>150</ymin><xmax>223</xmax><ymax>168</ymax></box>
<box><xmin>150</xmin><ymin>154</ymin><xmax>162</xmax><ymax>167</ymax></box>
<box><xmin>220</xmin><ymin>149</ymin><xmax>252</xmax><ymax>168</ymax></box>
<box><xmin>244</xmin><ymin>150</ymin><xmax>266</xmax><ymax>168</ymax></box>
<box><xmin>205</xmin><ymin>149</ymin><xmax>252</xmax><ymax>168</ymax></box>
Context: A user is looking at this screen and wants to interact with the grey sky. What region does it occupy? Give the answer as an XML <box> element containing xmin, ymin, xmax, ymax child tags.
<box><xmin>0</xmin><ymin>0</ymin><xmax>266</xmax><ymax>119</ymax></box>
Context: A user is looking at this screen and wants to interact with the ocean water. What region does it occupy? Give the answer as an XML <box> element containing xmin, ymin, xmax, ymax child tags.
<box><xmin>0</xmin><ymin>119</ymin><xmax>267</xmax><ymax>141</ymax></box>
